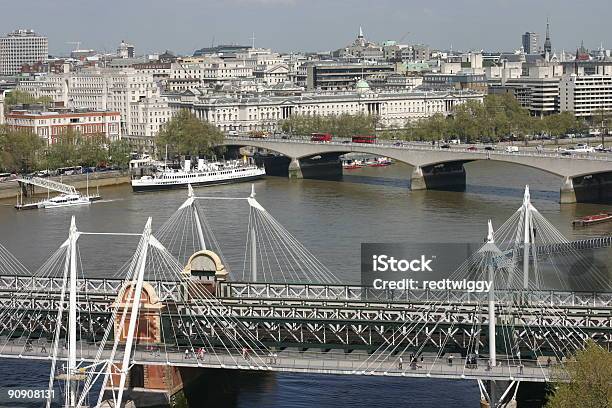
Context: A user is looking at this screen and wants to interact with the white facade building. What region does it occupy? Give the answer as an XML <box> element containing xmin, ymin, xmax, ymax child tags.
<box><xmin>0</xmin><ymin>29</ymin><xmax>48</xmax><ymax>76</ymax></box>
<box><xmin>168</xmin><ymin>87</ymin><xmax>484</xmax><ymax>132</ymax></box>
<box><xmin>17</xmin><ymin>68</ymin><xmax>164</xmax><ymax>136</ymax></box>
<box><xmin>253</xmin><ymin>64</ymin><xmax>289</xmax><ymax>85</ymax></box>
<box><xmin>129</xmin><ymin>96</ymin><xmax>172</xmax><ymax>137</ymax></box>
<box><xmin>559</xmin><ymin>74</ymin><xmax>612</xmax><ymax>117</ymax></box>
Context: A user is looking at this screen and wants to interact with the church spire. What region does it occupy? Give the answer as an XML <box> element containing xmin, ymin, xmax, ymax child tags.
<box><xmin>544</xmin><ymin>17</ymin><xmax>552</xmax><ymax>55</ymax></box>
<box><xmin>358</xmin><ymin>26</ymin><xmax>364</xmax><ymax>38</ymax></box>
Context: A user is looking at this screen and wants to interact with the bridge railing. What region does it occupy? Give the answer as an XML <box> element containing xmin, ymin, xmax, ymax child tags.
<box><xmin>0</xmin><ymin>338</ymin><xmax>557</xmax><ymax>382</ymax></box>
<box><xmin>0</xmin><ymin>275</ymin><xmax>610</xmax><ymax>308</ymax></box>
<box><xmin>226</xmin><ymin>136</ymin><xmax>612</xmax><ymax>162</ymax></box>
<box><xmin>220</xmin><ymin>281</ymin><xmax>612</xmax><ymax>307</ymax></box>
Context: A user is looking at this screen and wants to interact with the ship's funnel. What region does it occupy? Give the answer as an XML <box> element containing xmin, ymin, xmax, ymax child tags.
<box><xmin>184</xmin><ymin>158</ymin><xmax>191</xmax><ymax>171</ymax></box>
<box><xmin>198</xmin><ymin>158</ymin><xmax>205</xmax><ymax>171</ymax></box>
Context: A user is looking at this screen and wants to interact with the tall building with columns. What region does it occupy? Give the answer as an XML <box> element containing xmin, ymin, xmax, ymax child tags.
<box><xmin>167</xmin><ymin>85</ymin><xmax>484</xmax><ymax>133</ymax></box>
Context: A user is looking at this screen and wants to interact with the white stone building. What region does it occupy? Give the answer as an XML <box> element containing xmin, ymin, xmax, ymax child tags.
<box><xmin>0</xmin><ymin>29</ymin><xmax>48</xmax><ymax>76</ymax></box>
<box><xmin>129</xmin><ymin>96</ymin><xmax>172</xmax><ymax>137</ymax></box>
<box><xmin>167</xmin><ymin>85</ymin><xmax>484</xmax><ymax>132</ymax></box>
<box><xmin>559</xmin><ymin>74</ymin><xmax>612</xmax><ymax>118</ymax></box>
<box><xmin>17</xmin><ymin>68</ymin><xmax>163</xmax><ymax>136</ymax></box>
<box><xmin>253</xmin><ymin>64</ymin><xmax>289</xmax><ymax>85</ymax></box>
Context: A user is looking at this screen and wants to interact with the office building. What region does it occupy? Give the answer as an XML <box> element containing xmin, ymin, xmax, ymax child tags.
<box><xmin>559</xmin><ymin>74</ymin><xmax>612</xmax><ymax>118</ymax></box>
<box><xmin>304</xmin><ymin>62</ymin><xmax>395</xmax><ymax>90</ymax></box>
<box><xmin>522</xmin><ymin>32</ymin><xmax>539</xmax><ymax>54</ymax></box>
<box><xmin>0</xmin><ymin>29</ymin><xmax>48</xmax><ymax>76</ymax></box>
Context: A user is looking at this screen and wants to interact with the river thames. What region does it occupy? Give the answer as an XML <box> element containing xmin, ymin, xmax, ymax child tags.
<box><xmin>0</xmin><ymin>161</ymin><xmax>610</xmax><ymax>407</ymax></box>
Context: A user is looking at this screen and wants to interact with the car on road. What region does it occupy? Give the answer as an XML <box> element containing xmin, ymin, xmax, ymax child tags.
<box><xmin>484</xmin><ymin>146</ymin><xmax>495</xmax><ymax>151</ymax></box>
<box><xmin>574</xmin><ymin>144</ymin><xmax>595</xmax><ymax>153</ymax></box>
<box><xmin>467</xmin><ymin>146</ymin><xmax>478</xmax><ymax>151</ymax></box>
<box><xmin>505</xmin><ymin>146</ymin><xmax>519</xmax><ymax>153</ymax></box>
<box><xmin>440</xmin><ymin>144</ymin><xmax>450</xmax><ymax>149</ymax></box>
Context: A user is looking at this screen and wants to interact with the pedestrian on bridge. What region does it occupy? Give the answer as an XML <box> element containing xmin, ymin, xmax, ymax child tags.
<box><xmin>448</xmin><ymin>354</ymin><xmax>453</xmax><ymax>366</ymax></box>
<box><xmin>184</xmin><ymin>349</ymin><xmax>190</xmax><ymax>360</ymax></box>
<box><xmin>398</xmin><ymin>356</ymin><xmax>403</xmax><ymax>370</ymax></box>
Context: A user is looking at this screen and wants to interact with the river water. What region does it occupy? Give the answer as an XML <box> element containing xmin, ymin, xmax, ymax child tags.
<box><xmin>0</xmin><ymin>161</ymin><xmax>610</xmax><ymax>407</ymax></box>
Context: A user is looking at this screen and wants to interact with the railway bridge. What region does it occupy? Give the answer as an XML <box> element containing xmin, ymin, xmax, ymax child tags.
<box><xmin>0</xmin><ymin>186</ymin><xmax>610</xmax><ymax>407</ymax></box>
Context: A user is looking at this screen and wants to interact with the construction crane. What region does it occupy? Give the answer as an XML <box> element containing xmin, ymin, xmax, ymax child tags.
<box><xmin>398</xmin><ymin>31</ymin><xmax>411</xmax><ymax>44</ymax></box>
<box><xmin>66</xmin><ymin>41</ymin><xmax>81</xmax><ymax>52</ymax></box>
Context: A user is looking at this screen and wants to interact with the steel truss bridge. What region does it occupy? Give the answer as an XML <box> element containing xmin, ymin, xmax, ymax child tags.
<box><xmin>0</xmin><ymin>277</ymin><xmax>609</xmax><ymax>369</ymax></box>
<box><xmin>0</xmin><ymin>186</ymin><xmax>610</xmax><ymax>408</ymax></box>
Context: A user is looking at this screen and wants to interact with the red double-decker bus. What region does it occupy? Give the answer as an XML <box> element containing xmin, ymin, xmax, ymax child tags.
<box><xmin>311</xmin><ymin>133</ymin><xmax>333</xmax><ymax>142</ymax></box>
<box><xmin>352</xmin><ymin>135</ymin><xmax>377</xmax><ymax>144</ymax></box>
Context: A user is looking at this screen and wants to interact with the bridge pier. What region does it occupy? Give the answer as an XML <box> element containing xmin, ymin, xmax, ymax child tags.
<box><xmin>410</xmin><ymin>166</ymin><xmax>427</xmax><ymax>190</ymax></box>
<box><xmin>410</xmin><ymin>162</ymin><xmax>467</xmax><ymax>191</ymax></box>
<box><xmin>560</xmin><ymin>177</ymin><xmax>577</xmax><ymax>204</ymax></box>
<box><xmin>561</xmin><ymin>172</ymin><xmax>612</xmax><ymax>204</ymax></box>
<box><xmin>288</xmin><ymin>157</ymin><xmax>303</xmax><ymax>179</ymax></box>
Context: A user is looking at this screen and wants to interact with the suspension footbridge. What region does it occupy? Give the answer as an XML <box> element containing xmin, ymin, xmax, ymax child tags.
<box><xmin>0</xmin><ymin>185</ymin><xmax>609</xmax><ymax>408</ymax></box>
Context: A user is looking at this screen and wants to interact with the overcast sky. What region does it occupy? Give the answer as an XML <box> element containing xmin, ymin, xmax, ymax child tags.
<box><xmin>1</xmin><ymin>0</ymin><xmax>610</xmax><ymax>56</ymax></box>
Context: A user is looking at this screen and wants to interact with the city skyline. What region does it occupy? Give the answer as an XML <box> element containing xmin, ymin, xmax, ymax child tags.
<box><xmin>0</xmin><ymin>0</ymin><xmax>610</xmax><ymax>56</ymax></box>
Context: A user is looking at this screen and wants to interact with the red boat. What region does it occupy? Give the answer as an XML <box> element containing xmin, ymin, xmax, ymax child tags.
<box><xmin>572</xmin><ymin>212</ymin><xmax>612</xmax><ymax>227</ymax></box>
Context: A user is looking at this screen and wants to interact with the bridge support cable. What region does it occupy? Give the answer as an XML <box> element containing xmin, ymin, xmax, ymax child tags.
<box><xmin>353</xmin><ymin>208</ymin><xmax>595</xmax><ymax>380</ymax></box>
<box><xmin>90</xmin><ymin>233</ymin><xmax>274</xmax><ymax>387</ymax></box>
<box><xmin>0</xmin><ymin>243</ymin><xmax>30</xmax><ymax>276</ymax></box>
<box><xmin>353</xmin><ymin>234</ymin><xmax>501</xmax><ymax>375</ymax></box>
<box><xmin>155</xmin><ymin>184</ymin><xmax>340</xmax><ymax>284</ymax></box>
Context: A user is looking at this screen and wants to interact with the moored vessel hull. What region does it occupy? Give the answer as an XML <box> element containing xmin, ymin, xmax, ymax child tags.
<box><xmin>132</xmin><ymin>173</ymin><xmax>265</xmax><ymax>192</ymax></box>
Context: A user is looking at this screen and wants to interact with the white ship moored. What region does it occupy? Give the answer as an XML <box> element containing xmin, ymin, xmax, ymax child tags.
<box><xmin>131</xmin><ymin>157</ymin><xmax>266</xmax><ymax>192</ymax></box>
<box><xmin>39</xmin><ymin>193</ymin><xmax>91</xmax><ymax>208</ymax></box>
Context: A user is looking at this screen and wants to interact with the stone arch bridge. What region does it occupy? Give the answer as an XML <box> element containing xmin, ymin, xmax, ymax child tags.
<box><xmin>223</xmin><ymin>136</ymin><xmax>612</xmax><ymax>204</ymax></box>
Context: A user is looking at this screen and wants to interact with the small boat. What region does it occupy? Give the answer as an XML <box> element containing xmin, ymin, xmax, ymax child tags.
<box><xmin>572</xmin><ymin>212</ymin><xmax>612</xmax><ymax>227</ymax></box>
<box><xmin>342</xmin><ymin>159</ymin><xmax>364</xmax><ymax>170</ymax></box>
<box><xmin>369</xmin><ymin>157</ymin><xmax>393</xmax><ymax>167</ymax></box>
<box><xmin>39</xmin><ymin>193</ymin><xmax>91</xmax><ymax>208</ymax></box>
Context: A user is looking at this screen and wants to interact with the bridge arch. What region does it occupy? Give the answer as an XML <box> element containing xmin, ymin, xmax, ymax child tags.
<box><xmin>222</xmin><ymin>139</ymin><xmax>612</xmax><ymax>203</ymax></box>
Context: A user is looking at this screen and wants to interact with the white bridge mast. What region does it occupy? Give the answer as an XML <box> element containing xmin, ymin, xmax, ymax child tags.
<box><xmin>486</xmin><ymin>220</ymin><xmax>497</xmax><ymax>367</ymax></box>
<box><xmin>66</xmin><ymin>216</ymin><xmax>79</xmax><ymax>407</ymax></box>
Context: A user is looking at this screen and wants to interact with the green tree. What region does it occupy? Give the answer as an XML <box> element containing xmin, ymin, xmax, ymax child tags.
<box><xmin>108</xmin><ymin>139</ymin><xmax>132</xmax><ymax>169</ymax></box>
<box><xmin>0</xmin><ymin>126</ymin><xmax>44</xmax><ymax>173</ymax></box>
<box><xmin>546</xmin><ymin>341</ymin><xmax>612</xmax><ymax>408</ymax></box>
<box><xmin>43</xmin><ymin>129</ymin><xmax>80</xmax><ymax>169</ymax></box>
<box><xmin>3</xmin><ymin>90</ymin><xmax>53</xmax><ymax>111</ymax></box>
<box><xmin>279</xmin><ymin>113</ymin><xmax>376</xmax><ymax>138</ymax></box>
<box><xmin>157</xmin><ymin>110</ymin><xmax>224</xmax><ymax>158</ymax></box>
<box><xmin>76</xmin><ymin>134</ymin><xmax>108</xmax><ymax>167</ymax></box>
